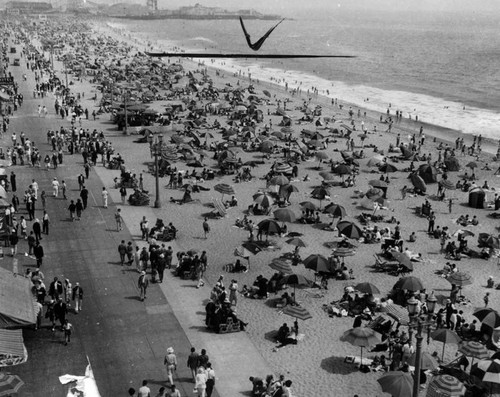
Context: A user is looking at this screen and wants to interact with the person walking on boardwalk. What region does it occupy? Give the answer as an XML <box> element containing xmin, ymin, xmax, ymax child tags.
<box><xmin>118</xmin><ymin>240</ymin><xmax>127</xmax><ymax>266</ymax></box>
<box><xmin>75</xmin><ymin>199</ymin><xmax>84</xmax><ymax>220</ymax></box>
<box><xmin>42</xmin><ymin>210</ymin><xmax>50</xmax><ymax>235</ymax></box>
<box><xmin>52</xmin><ymin>177</ymin><xmax>59</xmax><ymax>197</ymax></box>
<box><xmin>62</xmin><ymin>319</ymin><xmax>73</xmax><ymax>346</ymax></box>
<box><xmin>187</xmin><ymin>347</ymin><xmax>199</xmax><ymax>380</ymax></box>
<box><xmin>164</xmin><ymin>347</ymin><xmax>178</xmax><ymax>385</ymax></box>
<box><xmin>115</xmin><ymin>208</ymin><xmax>123</xmax><ymax>231</ymax></box>
<box><xmin>102</xmin><ymin>187</ymin><xmax>108</xmax><ymax>208</ymax></box>
<box><xmin>72</xmin><ymin>282</ymin><xmax>83</xmax><ymax>312</ymax></box>
<box><xmin>33</xmin><ymin>219</ymin><xmax>42</xmax><ymax>242</ymax></box>
<box><xmin>138</xmin><ymin>271</ymin><xmax>149</xmax><ymax>301</ymax></box>
<box><xmin>140</xmin><ymin>216</ymin><xmax>149</xmax><ymax>241</ymax></box>
<box><xmin>10</xmin><ymin>171</ymin><xmax>16</xmax><ymax>192</ymax></box>
<box><xmin>203</xmin><ymin>218</ymin><xmax>210</xmax><ymax>239</ymax></box>
<box><xmin>78</xmin><ymin>173</ymin><xmax>85</xmax><ymax>190</ymax></box>
<box><xmin>205</xmin><ymin>362</ymin><xmax>215</xmax><ymax>397</ymax></box>
<box><xmin>119</xmin><ymin>186</ymin><xmax>127</xmax><ymax>204</ymax></box>
<box><xmin>68</xmin><ymin>200</ymin><xmax>76</xmax><ymax>221</ymax></box>
<box><xmin>61</xmin><ymin>180</ymin><xmax>67</xmax><ymax>199</ymax></box>
<box><xmin>80</xmin><ymin>186</ymin><xmax>89</xmax><ymax>209</ymax></box>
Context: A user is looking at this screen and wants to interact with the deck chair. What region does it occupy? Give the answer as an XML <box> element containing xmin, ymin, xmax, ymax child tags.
<box><xmin>212</xmin><ymin>198</ymin><xmax>227</xmax><ymax>218</ymax></box>
<box><xmin>373</xmin><ymin>255</ymin><xmax>399</xmax><ymax>273</ymax></box>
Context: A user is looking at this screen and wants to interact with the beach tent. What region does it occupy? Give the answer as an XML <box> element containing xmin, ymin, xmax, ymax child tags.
<box><xmin>444</xmin><ymin>156</ymin><xmax>460</xmax><ymax>172</ymax></box>
<box><xmin>418</xmin><ymin>164</ymin><xmax>438</xmax><ymax>183</ymax></box>
<box><xmin>469</xmin><ymin>187</ymin><xmax>485</xmax><ymax>209</ymax></box>
<box><xmin>0</xmin><ymin>267</ymin><xmax>37</xmax><ymax>328</ymax></box>
<box><xmin>0</xmin><ymin>329</ymin><xmax>28</xmax><ymax>367</ymax></box>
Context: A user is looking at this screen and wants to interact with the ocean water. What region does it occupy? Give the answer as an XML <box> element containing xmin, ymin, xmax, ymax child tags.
<box><xmin>109</xmin><ymin>8</ymin><xmax>500</xmax><ymax>139</ymax></box>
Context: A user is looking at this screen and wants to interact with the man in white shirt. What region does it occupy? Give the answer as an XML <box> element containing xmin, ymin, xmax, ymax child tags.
<box><xmin>138</xmin><ymin>380</ymin><xmax>151</xmax><ymax>397</ymax></box>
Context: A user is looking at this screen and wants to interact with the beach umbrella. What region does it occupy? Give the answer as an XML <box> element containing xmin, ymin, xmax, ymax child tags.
<box><xmin>323</xmin><ymin>203</ymin><xmax>347</xmax><ymax>218</ymax></box>
<box><xmin>319</xmin><ymin>171</ymin><xmax>335</xmax><ymax>181</ymax></box>
<box><xmin>332</xmin><ymin>247</ymin><xmax>355</xmax><ymax>264</ymax></box>
<box><xmin>369</xmin><ymin>179</ymin><xmax>388</xmax><ymax>189</ymax></box>
<box><xmin>354</xmin><ymin>282</ymin><xmax>380</xmax><ymax>295</ymax></box>
<box><xmin>269</xmin><ymin>259</ymin><xmax>293</xmax><ymax>274</ymax></box>
<box><xmin>234</xmin><ymin>246</ymin><xmax>253</xmax><ymax>259</ymax></box>
<box><xmin>367</xmin><ymin>156</ymin><xmax>384</xmax><ymax>167</ymax></box>
<box><xmin>452</xmin><ymin>229</ymin><xmax>474</xmax><ymax>238</ymax></box>
<box><xmin>377</xmin><ymin>371</ymin><xmax>413</xmax><ymax>397</ymax></box>
<box><xmin>282</xmin><ymin>305</ymin><xmax>313</xmax><ymax>322</ymax></box>
<box><xmin>270</xmin><ymin>174</ymin><xmax>289</xmax><ymax>186</ymax></box>
<box><xmin>466</xmin><ymin>161</ymin><xmax>478</xmax><ymax>170</ymax></box>
<box><xmin>441</xmin><ymin>180</ymin><xmax>456</xmax><ymax>191</ymax></box>
<box><xmin>408</xmin><ymin>351</ymin><xmax>439</xmax><ymax>370</ymax></box>
<box><xmin>257</xmin><ymin>219</ymin><xmax>282</xmax><ymax>237</ymax></box>
<box><xmin>311</xmin><ymin>186</ymin><xmax>330</xmax><ymax>208</ymax></box>
<box><xmin>365</xmin><ymin>187</ymin><xmax>384</xmax><ymax>200</ymax></box>
<box><xmin>459</xmin><ymin>341</ymin><xmax>490</xmax><ymax>361</ymax></box>
<box><xmin>332</xmin><ymin>164</ymin><xmax>352</xmax><ymax>176</ymax></box>
<box><xmin>263</xmin><ymin>89</ymin><xmax>271</xmax><ymax>98</ymax></box>
<box><xmin>342</xmin><ymin>327</ymin><xmax>381</xmax><ymax>369</ymax></box>
<box><xmin>279</xmin><ymin>273</ymin><xmax>313</xmax><ymax>301</ymax></box>
<box><xmin>418</xmin><ymin>164</ymin><xmax>438</xmax><ymax>183</ymax></box>
<box><xmin>214</xmin><ymin>183</ymin><xmax>235</xmax><ymax>200</ymax></box>
<box><xmin>0</xmin><ymin>373</ymin><xmax>25</xmax><ymax>396</ymax></box>
<box><xmin>483</xmin><ymin>234</ymin><xmax>500</xmax><ymax>249</ymax></box>
<box><xmin>410</xmin><ymin>172</ymin><xmax>427</xmax><ymax>193</ymax></box>
<box><xmin>336</xmin><ymin>221</ymin><xmax>364</xmax><ymax>240</ymax></box>
<box><xmin>394</xmin><ymin>276</ymin><xmax>424</xmax><ymax>292</ymax></box>
<box><xmin>382</xmin><ymin>303</ymin><xmax>410</xmax><ymax>325</ymax></box>
<box><xmin>300</xmin><ymin>201</ymin><xmax>318</xmax><ymax>211</ymax></box>
<box><xmin>286</xmin><ymin>237</ymin><xmax>307</xmax><ymax>248</ymax></box>
<box><xmin>253</xmin><ymin>192</ymin><xmax>274</xmax><ymax>208</ymax></box>
<box><xmin>471</xmin><ymin>359</ymin><xmax>500</xmax><ymax>385</ymax></box>
<box><xmin>274</xmin><ymin>208</ymin><xmax>297</xmax><ymax>223</ymax></box>
<box><xmin>360</xmin><ymin>197</ymin><xmax>380</xmax><ymax>211</ymax></box>
<box><xmin>260</xmin><ymin>140</ymin><xmax>274</xmax><ymax>153</ymax></box>
<box><xmin>274</xmin><ymin>163</ymin><xmax>293</xmax><ymax>173</ymax></box>
<box><xmin>315</xmin><ymin>152</ymin><xmax>329</xmax><ymax>167</ymax></box>
<box><xmin>391</xmin><ymin>252</ymin><xmax>414</xmax><ymax>272</ymax></box>
<box><xmin>379</xmin><ymin>163</ymin><xmax>398</xmax><ymax>173</ymax></box>
<box><xmin>281</xmin><ymin>184</ymin><xmax>299</xmax><ymax>201</ymax></box>
<box><xmin>308</xmin><ymin>139</ymin><xmax>323</xmax><ymax>150</ymax></box>
<box><xmin>446</xmin><ymin>272</ymin><xmax>473</xmax><ymax>287</ymax></box>
<box><xmin>473</xmin><ymin>308</ymin><xmax>500</xmax><ymax>329</ymax></box>
<box><xmin>241</xmin><ymin>242</ymin><xmax>263</xmax><ymax>255</ymax></box>
<box><xmin>427</xmin><ymin>375</ymin><xmax>466</xmax><ymax>397</ymax></box>
<box><xmin>430</xmin><ymin>329</ymin><xmax>461</xmax><ymax>362</ymax></box>
<box><xmin>303</xmin><ymin>254</ymin><xmax>331</xmax><ymax>273</ymax></box>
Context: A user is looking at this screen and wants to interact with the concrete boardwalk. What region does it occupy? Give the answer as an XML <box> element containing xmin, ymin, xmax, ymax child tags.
<box><xmin>5</xmin><ymin>41</ymin><xmax>272</xmax><ymax>396</ymax></box>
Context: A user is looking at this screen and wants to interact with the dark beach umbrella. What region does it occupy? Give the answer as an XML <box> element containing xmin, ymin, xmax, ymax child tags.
<box><xmin>337</xmin><ymin>221</ymin><xmax>364</xmax><ymax>240</ymax></box>
<box><xmin>303</xmin><ymin>254</ymin><xmax>331</xmax><ymax>273</ymax></box>
<box><xmin>418</xmin><ymin>164</ymin><xmax>438</xmax><ymax>183</ymax></box>
<box><xmin>430</xmin><ymin>328</ymin><xmax>461</xmax><ymax>361</ymax></box>
<box><xmin>269</xmin><ymin>259</ymin><xmax>293</xmax><ymax>274</ymax></box>
<box><xmin>408</xmin><ymin>351</ymin><xmax>439</xmax><ymax>370</ymax></box>
<box><xmin>311</xmin><ymin>186</ymin><xmax>330</xmax><ymax>208</ymax></box>
<box><xmin>394</xmin><ymin>276</ymin><xmax>424</xmax><ymax>292</ymax></box>
<box><xmin>466</xmin><ymin>161</ymin><xmax>478</xmax><ymax>170</ymax></box>
<box><xmin>286</xmin><ymin>237</ymin><xmax>307</xmax><ymax>249</ymax></box>
<box><xmin>354</xmin><ymin>282</ymin><xmax>380</xmax><ymax>295</ymax></box>
<box><xmin>472</xmin><ymin>359</ymin><xmax>500</xmax><ymax>385</ymax></box>
<box><xmin>308</xmin><ymin>139</ymin><xmax>323</xmax><ymax>150</ymax></box>
<box><xmin>257</xmin><ymin>219</ymin><xmax>282</xmax><ymax>236</ymax></box>
<box><xmin>410</xmin><ymin>172</ymin><xmax>427</xmax><ymax>193</ymax></box>
<box><xmin>270</xmin><ymin>174</ymin><xmax>290</xmax><ymax>186</ymax></box>
<box><xmin>473</xmin><ymin>308</ymin><xmax>500</xmax><ymax>329</ymax></box>
<box><xmin>391</xmin><ymin>252</ymin><xmax>414</xmax><ymax>272</ymax></box>
<box><xmin>263</xmin><ymin>89</ymin><xmax>271</xmax><ymax>98</ymax></box>
<box><xmin>274</xmin><ymin>208</ymin><xmax>297</xmax><ymax>223</ymax></box>
<box><xmin>379</xmin><ymin>163</ymin><xmax>398</xmax><ymax>173</ymax></box>
<box><xmin>369</xmin><ymin>179</ymin><xmax>388</xmax><ymax>189</ymax></box>
<box><xmin>332</xmin><ymin>164</ymin><xmax>352</xmax><ymax>176</ymax></box>
<box><xmin>377</xmin><ymin>371</ymin><xmax>413</xmax><ymax>397</ymax></box>
<box><xmin>279</xmin><ymin>273</ymin><xmax>313</xmax><ymax>301</ymax></box>
<box><xmin>300</xmin><ymin>201</ymin><xmax>318</xmax><ymax>211</ymax></box>
<box><xmin>281</xmin><ymin>184</ymin><xmax>299</xmax><ymax>198</ymax></box>
<box><xmin>323</xmin><ymin>203</ymin><xmax>347</xmax><ymax>218</ymax></box>
<box><xmin>315</xmin><ymin>152</ymin><xmax>329</xmax><ymax>167</ymax></box>
<box><xmin>214</xmin><ymin>183</ymin><xmax>235</xmax><ymax>200</ymax></box>
<box><xmin>260</xmin><ymin>140</ymin><xmax>274</xmax><ymax>153</ymax></box>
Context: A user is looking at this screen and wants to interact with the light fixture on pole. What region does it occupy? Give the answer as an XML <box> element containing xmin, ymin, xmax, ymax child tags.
<box><xmin>153</xmin><ymin>134</ymin><xmax>163</xmax><ymax>208</ymax></box>
<box><xmin>407</xmin><ymin>291</ymin><xmax>438</xmax><ymax>397</ymax></box>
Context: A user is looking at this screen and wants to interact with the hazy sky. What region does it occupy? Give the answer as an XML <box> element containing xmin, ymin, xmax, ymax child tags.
<box><xmin>148</xmin><ymin>0</ymin><xmax>500</xmax><ymax>17</ymax></box>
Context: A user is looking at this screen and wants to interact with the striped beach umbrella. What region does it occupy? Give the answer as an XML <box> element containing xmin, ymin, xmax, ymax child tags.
<box><xmin>257</xmin><ymin>219</ymin><xmax>282</xmax><ymax>237</ymax></box>
<box><xmin>270</xmin><ymin>174</ymin><xmax>289</xmax><ymax>186</ymax></box>
<box><xmin>253</xmin><ymin>192</ymin><xmax>274</xmax><ymax>208</ymax></box>
<box><xmin>446</xmin><ymin>272</ymin><xmax>473</xmax><ymax>287</ymax></box>
<box><xmin>286</xmin><ymin>237</ymin><xmax>306</xmax><ymax>248</ymax></box>
<box><xmin>459</xmin><ymin>341</ymin><xmax>490</xmax><ymax>360</ymax></box>
<box><xmin>274</xmin><ymin>162</ymin><xmax>293</xmax><ymax>173</ymax></box>
<box><xmin>269</xmin><ymin>259</ymin><xmax>293</xmax><ymax>275</ymax></box>
<box><xmin>427</xmin><ymin>374</ymin><xmax>465</xmax><ymax>397</ymax></box>
<box><xmin>282</xmin><ymin>305</ymin><xmax>312</xmax><ymax>321</ymax></box>
<box><xmin>0</xmin><ymin>373</ymin><xmax>24</xmax><ymax>396</ymax></box>
<box><xmin>214</xmin><ymin>183</ymin><xmax>235</xmax><ymax>200</ymax></box>
<box><xmin>382</xmin><ymin>303</ymin><xmax>410</xmax><ymax>325</ymax></box>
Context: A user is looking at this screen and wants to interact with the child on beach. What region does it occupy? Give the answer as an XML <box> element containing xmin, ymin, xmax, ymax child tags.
<box><xmin>63</xmin><ymin>319</ymin><xmax>73</xmax><ymax>345</ymax></box>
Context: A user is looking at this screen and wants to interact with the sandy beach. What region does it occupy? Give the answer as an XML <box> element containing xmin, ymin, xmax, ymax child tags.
<box><xmin>9</xmin><ymin>15</ymin><xmax>500</xmax><ymax>397</ymax></box>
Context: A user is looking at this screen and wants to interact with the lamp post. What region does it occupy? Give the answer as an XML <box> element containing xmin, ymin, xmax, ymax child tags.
<box><xmin>153</xmin><ymin>134</ymin><xmax>163</xmax><ymax>208</ymax></box>
<box><xmin>407</xmin><ymin>292</ymin><xmax>438</xmax><ymax>397</ymax></box>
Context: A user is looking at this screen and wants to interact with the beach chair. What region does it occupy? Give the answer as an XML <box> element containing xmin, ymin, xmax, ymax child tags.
<box><xmin>212</xmin><ymin>198</ymin><xmax>227</xmax><ymax>218</ymax></box>
<box><xmin>373</xmin><ymin>255</ymin><xmax>399</xmax><ymax>273</ymax></box>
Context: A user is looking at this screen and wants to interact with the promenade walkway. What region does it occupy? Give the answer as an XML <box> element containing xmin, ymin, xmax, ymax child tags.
<box><xmin>5</xmin><ymin>39</ymin><xmax>272</xmax><ymax>397</ymax></box>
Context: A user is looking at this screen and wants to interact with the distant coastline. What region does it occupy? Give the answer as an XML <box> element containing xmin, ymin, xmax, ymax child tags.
<box><xmin>111</xmin><ymin>13</ymin><xmax>281</xmax><ymax>21</ymax></box>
